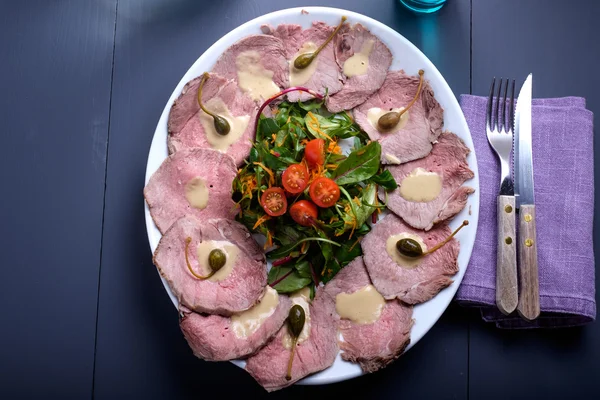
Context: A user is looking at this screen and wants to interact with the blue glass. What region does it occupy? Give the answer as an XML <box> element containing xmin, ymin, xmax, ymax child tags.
<box><xmin>400</xmin><ymin>0</ymin><xmax>447</xmax><ymax>14</ymax></box>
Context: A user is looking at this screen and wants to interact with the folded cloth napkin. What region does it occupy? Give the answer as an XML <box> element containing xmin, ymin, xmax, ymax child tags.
<box><xmin>455</xmin><ymin>95</ymin><xmax>596</xmax><ymax>328</ymax></box>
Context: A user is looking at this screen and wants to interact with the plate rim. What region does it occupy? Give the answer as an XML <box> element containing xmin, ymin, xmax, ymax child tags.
<box><xmin>144</xmin><ymin>6</ymin><xmax>480</xmax><ymax>386</ymax></box>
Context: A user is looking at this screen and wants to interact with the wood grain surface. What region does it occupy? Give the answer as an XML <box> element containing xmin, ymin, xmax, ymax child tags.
<box><xmin>517</xmin><ymin>204</ymin><xmax>540</xmax><ymax>321</ymax></box>
<box><xmin>496</xmin><ymin>195</ymin><xmax>518</xmax><ymax>315</ymax></box>
<box><xmin>0</xmin><ymin>0</ymin><xmax>117</xmax><ymax>398</ymax></box>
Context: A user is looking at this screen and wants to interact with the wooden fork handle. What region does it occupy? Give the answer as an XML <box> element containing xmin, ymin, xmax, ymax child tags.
<box><xmin>517</xmin><ymin>204</ymin><xmax>540</xmax><ymax>321</ymax></box>
<box><xmin>496</xmin><ymin>195</ymin><xmax>518</xmax><ymax>315</ymax></box>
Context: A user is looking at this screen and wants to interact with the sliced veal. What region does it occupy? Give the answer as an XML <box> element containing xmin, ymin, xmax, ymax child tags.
<box><xmin>144</xmin><ymin>148</ymin><xmax>238</xmax><ymax>234</ymax></box>
<box><xmin>153</xmin><ymin>216</ymin><xmax>267</xmax><ymax>315</ymax></box>
<box><xmin>179</xmin><ymin>287</ymin><xmax>291</xmax><ymax>361</ymax></box>
<box><xmin>245</xmin><ymin>287</ymin><xmax>338</xmax><ymax>391</ymax></box>
<box><xmin>167</xmin><ymin>73</ymin><xmax>258</xmax><ymax>166</ymax></box>
<box><xmin>354</xmin><ymin>70</ymin><xmax>444</xmax><ymax>164</ymax></box>
<box><xmin>382</xmin><ymin>131</ymin><xmax>474</xmax><ymax>230</ymax></box>
<box><xmin>324</xmin><ymin>257</ymin><xmax>413</xmax><ymax>373</ymax></box>
<box><xmin>262</xmin><ymin>21</ymin><xmax>344</xmax><ymax>102</ymax></box>
<box><xmin>361</xmin><ymin>213</ymin><xmax>459</xmax><ymax>304</ymax></box>
<box><xmin>211</xmin><ymin>34</ymin><xmax>288</xmax><ymax>102</ymax></box>
<box><xmin>326</xmin><ymin>23</ymin><xmax>392</xmax><ymax>112</ymax></box>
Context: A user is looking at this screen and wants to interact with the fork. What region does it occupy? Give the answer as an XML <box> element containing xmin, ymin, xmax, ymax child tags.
<box><xmin>486</xmin><ymin>77</ymin><xmax>518</xmax><ymax>315</ymax></box>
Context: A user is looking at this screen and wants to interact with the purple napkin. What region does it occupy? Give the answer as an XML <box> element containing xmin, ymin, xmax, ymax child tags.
<box><xmin>455</xmin><ymin>95</ymin><xmax>596</xmax><ymax>328</ymax></box>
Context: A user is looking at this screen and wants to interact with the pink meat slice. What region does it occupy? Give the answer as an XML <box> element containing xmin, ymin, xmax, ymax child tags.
<box><xmin>245</xmin><ymin>287</ymin><xmax>338</xmax><ymax>391</ymax></box>
<box><xmin>153</xmin><ymin>216</ymin><xmax>267</xmax><ymax>315</ymax></box>
<box><xmin>354</xmin><ymin>70</ymin><xmax>444</xmax><ymax>164</ymax></box>
<box><xmin>262</xmin><ymin>21</ymin><xmax>344</xmax><ymax>102</ymax></box>
<box><xmin>326</xmin><ymin>23</ymin><xmax>392</xmax><ymax>112</ymax></box>
<box><xmin>324</xmin><ymin>257</ymin><xmax>413</xmax><ymax>373</ymax></box>
<box><xmin>361</xmin><ymin>213</ymin><xmax>459</xmax><ymax>304</ymax></box>
<box><xmin>382</xmin><ymin>131</ymin><xmax>475</xmax><ymax>231</ymax></box>
<box><xmin>167</xmin><ymin>73</ymin><xmax>258</xmax><ymax>166</ymax></box>
<box><xmin>144</xmin><ymin>148</ymin><xmax>238</xmax><ymax>234</ymax></box>
<box><xmin>211</xmin><ymin>34</ymin><xmax>289</xmax><ymax>98</ymax></box>
<box><xmin>179</xmin><ymin>293</ymin><xmax>292</xmax><ymax>361</ymax></box>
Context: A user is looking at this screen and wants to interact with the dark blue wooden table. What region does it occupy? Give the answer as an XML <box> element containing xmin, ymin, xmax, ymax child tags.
<box><xmin>1</xmin><ymin>1</ymin><xmax>597</xmax><ymax>398</ymax></box>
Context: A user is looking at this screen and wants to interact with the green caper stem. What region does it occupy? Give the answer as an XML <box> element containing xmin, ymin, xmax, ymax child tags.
<box><xmin>293</xmin><ymin>16</ymin><xmax>347</xmax><ymax>70</ymax></box>
<box><xmin>421</xmin><ymin>220</ymin><xmax>469</xmax><ymax>256</ymax></box>
<box><xmin>184</xmin><ymin>237</ymin><xmax>216</xmax><ymax>280</ymax></box>
<box><xmin>397</xmin><ymin>220</ymin><xmax>469</xmax><ymax>259</ymax></box>
<box><xmin>286</xmin><ymin>336</ymin><xmax>297</xmax><ymax>381</ymax></box>
<box><xmin>398</xmin><ymin>69</ymin><xmax>425</xmax><ymax>118</ymax></box>
<box><xmin>197</xmin><ymin>72</ymin><xmax>231</xmax><ymax>135</ymax></box>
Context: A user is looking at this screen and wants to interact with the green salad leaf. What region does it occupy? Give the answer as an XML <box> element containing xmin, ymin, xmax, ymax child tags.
<box><xmin>369</xmin><ymin>169</ymin><xmax>398</xmax><ymax>190</ymax></box>
<box><xmin>331</xmin><ymin>141</ymin><xmax>382</xmax><ymax>185</ymax></box>
<box><xmin>268</xmin><ymin>266</ymin><xmax>311</xmax><ymax>293</ymax></box>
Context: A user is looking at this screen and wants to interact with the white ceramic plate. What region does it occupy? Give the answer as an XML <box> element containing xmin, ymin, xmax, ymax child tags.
<box><xmin>145</xmin><ymin>6</ymin><xmax>479</xmax><ymax>386</ymax></box>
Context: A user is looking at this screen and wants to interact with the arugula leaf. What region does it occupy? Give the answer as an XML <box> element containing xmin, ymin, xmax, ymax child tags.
<box><xmin>294</xmin><ymin>260</ymin><xmax>312</xmax><ymax>279</ymax></box>
<box><xmin>331</xmin><ymin>141</ymin><xmax>381</xmax><ymax>185</ymax></box>
<box><xmin>321</xmin><ymin>257</ymin><xmax>341</xmax><ymax>283</ymax></box>
<box><xmin>258</xmin><ymin>117</ymin><xmax>279</xmax><ymax>141</ymax></box>
<box><xmin>275</xmin><ymin>225</ymin><xmax>305</xmax><ymax>246</ymax></box>
<box><xmin>304</xmin><ymin>112</ymin><xmax>360</xmax><ymax>140</ymax></box>
<box><xmin>334</xmin><ymin>240</ymin><xmax>362</xmax><ymax>265</ymax></box>
<box><xmin>268</xmin><ymin>267</ymin><xmax>311</xmax><ymax>293</ymax></box>
<box><xmin>298</xmin><ymin>99</ymin><xmax>324</xmax><ymax>112</ymax></box>
<box><xmin>336</xmin><ymin>184</ymin><xmax>377</xmax><ymax>236</ymax></box>
<box><xmin>369</xmin><ymin>169</ymin><xmax>398</xmax><ymax>190</ymax></box>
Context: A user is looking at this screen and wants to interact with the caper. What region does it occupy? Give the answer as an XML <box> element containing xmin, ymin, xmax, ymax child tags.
<box><xmin>394</xmin><ymin>220</ymin><xmax>470</xmax><ymax>260</ymax></box>
<box><xmin>293</xmin><ymin>53</ymin><xmax>315</xmax><ymax>70</ymax></box>
<box><xmin>286</xmin><ymin>304</ymin><xmax>306</xmax><ymax>381</ymax></box>
<box><xmin>396</xmin><ymin>238</ymin><xmax>424</xmax><ymax>258</ymax></box>
<box><xmin>213</xmin><ymin>115</ymin><xmax>230</xmax><ymax>135</ymax></box>
<box><xmin>208</xmin><ymin>249</ymin><xmax>226</xmax><ymax>271</ymax></box>
<box><xmin>378</xmin><ymin>111</ymin><xmax>401</xmax><ymax>130</ymax></box>
<box><xmin>292</xmin><ymin>16</ymin><xmax>347</xmax><ymax>70</ymax></box>
<box><xmin>197</xmin><ymin>72</ymin><xmax>231</xmax><ymax>135</ymax></box>
<box><xmin>288</xmin><ymin>304</ymin><xmax>306</xmax><ymax>337</ymax></box>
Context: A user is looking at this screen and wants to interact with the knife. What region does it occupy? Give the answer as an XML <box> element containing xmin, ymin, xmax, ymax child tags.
<box><xmin>514</xmin><ymin>73</ymin><xmax>540</xmax><ymax>321</ymax></box>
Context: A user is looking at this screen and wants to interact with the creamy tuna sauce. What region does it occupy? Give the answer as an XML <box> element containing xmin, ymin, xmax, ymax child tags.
<box><xmin>195</xmin><ymin>240</ymin><xmax>239</xmax><ymax>281</ymax></box>
<box><xmin>282</xmin><ymin>289</ymin><xmax>311</xmax><ymax>349</ymax></box>
<box><xmin>184</xmin><ymin>177</ymin><xmax>209</xmax><ymax>209</ymax></box>
<box><xmin>343</xmin><ymin>39</ymin><xmax>374</xmax><ymax>77</ymax></box>
<box><xmin>385</xmin><ymin>153</ymin><xmax>402</xmax><ymax>164</ymax></box>
<box><xmin>386</xmin><ymin>232</ymin><xmax>428</xmax><ymax>269</ymax></box>
<box><xmin>367</xmin><ymin>107</ymin><xmax>409</xmax><ymax>132</ymax></box>
<box><xmin>235</xmin><ymin>50</ymin><xmax>280</xmax><ymax>101</ymax></box>
<box><xmin>399</xmin><ymin>168</ymin><xmax>442</xmax><ymax>202</ymax></box>
<box><xmin>335</xmin><ymin>285</ymin><xmax>385</xmax><ymax>325</ymax></box>
<box><xmin>230</xmin><ymin>286</ymin><xmax>279</xmax><ymax>339</ymax></box>
<box><xmin>289</xmin><ymin>42</ymin><xmax>319</xmax><ymax>86</ymax></box>
<box><xmin>198</xmin><ymin>98</ymin><xmax>249</xmax><ymax>152</ymax></box>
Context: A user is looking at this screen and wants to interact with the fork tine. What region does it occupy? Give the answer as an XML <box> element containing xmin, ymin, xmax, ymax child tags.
<box><xmin>501</xmin><ymin>78</ymin><xmax>508</xmax><ymax>132</ymax></box>
<box><xmin>494</xmin><ymin>78</ymin><xmax>502</xmax><ymax>131</ymax></box>
<box><xmin>487</xmin><ymin>77</ymin><xmax>495</xmax><ymax>131</ymax></box>
<box><xmin>509</xmin><ymin>79</ymin><xmax>515</xmax><ymax>131</ymax></box>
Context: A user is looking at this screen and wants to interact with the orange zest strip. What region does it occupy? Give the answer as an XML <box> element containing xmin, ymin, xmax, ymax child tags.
<box><xmin>348</xmin><ymin>237</ymin><xmax>362</xmax><ymax>252</ymax></box>
<box><xmin>253</xmin><ymin>162</ymin><xmax>275</xmax><ymax>186</ymax></box>
<box><xmin>306</xmin><ymin>112</ymin><xmax>334</xmax><ymax>141</ymax></box>
<box><xmin>253</xmin><ymin>214</ymin><xmax>271</xmax><ymax>230</ymax></box>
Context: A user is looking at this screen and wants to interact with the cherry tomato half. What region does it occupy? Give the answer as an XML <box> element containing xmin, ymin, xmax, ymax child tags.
<box><xmin>282</xmin><ymin>164</ymin><xmax>309</xmax><ymax>194</ymax></box>
<box><xmin>260</xmin><ymin>187</ymin><xmax>287</xmax><ymax>217</ymax></box>
<box><xmin>304</xmin><ymin>138</ymin><xmax>325</xmax><ymax>168</ymax></box>
<box><xmin>309</xmin><ymin>177</ymin><xmax>340</xmax><ymax>208</ymax></box>
<box><xmin>289</xmin><ymin>200</ymin><xmax>319</xmax><ymax>227</ymax></box>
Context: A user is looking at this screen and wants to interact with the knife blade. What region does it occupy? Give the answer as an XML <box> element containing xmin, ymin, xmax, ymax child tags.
<box><xmin>514</xmin><ymin>74</ymin><xmax>534</xmax><ymax>206</ymax></box>
<box><xmin>514</xmin><ymin>73</ymin><xmax>540</xmax><ymax>321</ymax></box>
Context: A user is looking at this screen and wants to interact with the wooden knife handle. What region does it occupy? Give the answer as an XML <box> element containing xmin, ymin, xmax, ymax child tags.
<box><xmin>496</xmin><ymin>195</ymin><xmax>518</xmax><ymax>315</ymax></box>
<box><xmin>517</xmin><ymin>204</ymin><xmax>540</xmax><ymax>321</ymax></box>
